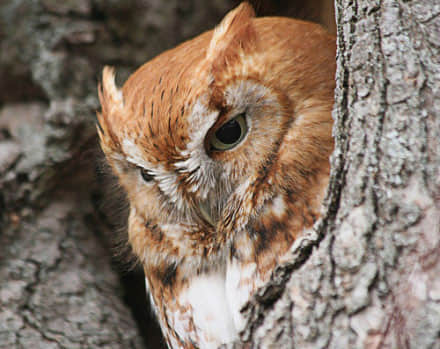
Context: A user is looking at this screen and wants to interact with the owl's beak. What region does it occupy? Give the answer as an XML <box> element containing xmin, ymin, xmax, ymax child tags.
<box><xmin>198</xmin><ymin>200</ymin><xmax>216</xmax><ymax>227</ymax></box>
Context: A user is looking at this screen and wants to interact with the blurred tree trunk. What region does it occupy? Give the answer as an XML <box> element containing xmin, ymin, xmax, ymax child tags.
<box><xmin>239</xmin><ymin>0</ymin><xmax>440</xmax><ymax>347</ymax></box>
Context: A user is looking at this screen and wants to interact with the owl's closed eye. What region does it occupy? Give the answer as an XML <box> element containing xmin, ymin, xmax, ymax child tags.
<box><xmin>98</xmin><ymin>2</ymin><xmax>335</xmax><ymax>348</ymax></box>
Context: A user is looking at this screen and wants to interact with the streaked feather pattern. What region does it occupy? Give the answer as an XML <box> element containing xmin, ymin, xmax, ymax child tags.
<box><xmin>98</xmin><ymin>2</ymin><xmax>335</xmax><ymax>347</ymax></box>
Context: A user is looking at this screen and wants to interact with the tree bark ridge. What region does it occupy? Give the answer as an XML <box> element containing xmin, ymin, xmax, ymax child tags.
<box><xmin>238</xmin><ymin>0</ymin><xmax>440</xmax><ymax>347</ymax></box>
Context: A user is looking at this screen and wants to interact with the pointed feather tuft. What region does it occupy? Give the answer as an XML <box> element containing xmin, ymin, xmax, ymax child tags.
<box><xmin>206</xmin><ymin>2</ymin><xmax>256</xmax><ymax>62</ymax></box>
<box><xmin>97</xmin><ymin>66</ymin><xmax>125</xmax><ymax>155</ymax></box>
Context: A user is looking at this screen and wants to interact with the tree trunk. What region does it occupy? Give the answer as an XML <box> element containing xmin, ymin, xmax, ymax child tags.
<box><xmin>239</xmin><ymin>0</ymin><xmax>440</xmax><ymax>347</ymax></box>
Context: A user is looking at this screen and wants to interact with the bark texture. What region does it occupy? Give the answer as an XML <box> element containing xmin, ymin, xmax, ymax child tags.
<box><xmin>239</xmin><ymin>0</ymin><xmax>440</xmax><ymax>348</ymax></box>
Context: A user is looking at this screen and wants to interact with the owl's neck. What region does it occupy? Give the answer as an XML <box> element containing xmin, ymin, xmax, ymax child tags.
<box><xmin>143</xmin><ymin>189</ymin><xmax>325</xmax><ymax>348</ymax></box>
<box><xmin>139</xmin><ymin>165</ymin><xmax>330</xmax><ymax>347</ymax></box>
<box><xmin>134</xmin><ymin>161</ymin><xmax>330</xmax><ymax>281</ymax></box>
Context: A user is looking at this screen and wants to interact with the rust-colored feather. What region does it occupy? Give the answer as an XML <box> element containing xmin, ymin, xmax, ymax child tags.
<box><xmin>98</xmin><ymin>3</ymin><xmax>335</xmax><ymax>348</ymax></box>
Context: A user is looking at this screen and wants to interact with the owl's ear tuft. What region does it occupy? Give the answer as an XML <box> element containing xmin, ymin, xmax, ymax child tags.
<box><xmin>101</xmin><ymin>66</ymin><xmax>124</xmax><ymax>106</ymax></box>
<box><xmin>97</xmin><ymin>66</ymin><xmax>124</xmax><ymax>154</ymax></box>
<box><xmin>206</xmin><ymin>2</ymin><xmax>256</xmax><ymax>62</ymax></box>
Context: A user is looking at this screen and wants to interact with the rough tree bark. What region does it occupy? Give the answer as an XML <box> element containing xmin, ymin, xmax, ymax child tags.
<box><xmin>238</xmin><ymin>0</ymin><xmax>440</xmax><ymax>348</ymax></box>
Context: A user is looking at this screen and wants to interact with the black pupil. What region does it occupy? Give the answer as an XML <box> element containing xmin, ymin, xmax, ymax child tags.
<box><xmin>140</xmin><ymin>169</ymin><xmax>154</xmax><ymax>182</ymax></box>
<box><xmin>216</xmin><ymin>119</ymin><xmax>241</xmax><ymax>144</ymax></box>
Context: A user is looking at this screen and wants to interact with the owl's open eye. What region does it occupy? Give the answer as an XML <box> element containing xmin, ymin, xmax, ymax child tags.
<box><xmin>139</xmin><ymin>168</ymin><xmax>154</xmax><ymax>182</ymax></box>
<box><xmin>210</xmin><ymin>113</ymin><xmax>248</xmax><ymax>151</ymax></box>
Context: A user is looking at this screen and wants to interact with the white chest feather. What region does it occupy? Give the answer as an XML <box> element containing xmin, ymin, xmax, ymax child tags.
<box><xmin>149</xmin><ymin>261</ymin><xmax>264</xmax><ymax>348</ymax></box>
<box><xmin>178</xmin><ymin>273</ymin><xmax>237</xmax><ymax>348</ymax></box>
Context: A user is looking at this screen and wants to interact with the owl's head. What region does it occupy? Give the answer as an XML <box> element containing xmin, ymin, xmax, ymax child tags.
<box><xmin>98</xmin><ymin>3</ymin><xmax>335</xmax><ymax>269</ymax></box>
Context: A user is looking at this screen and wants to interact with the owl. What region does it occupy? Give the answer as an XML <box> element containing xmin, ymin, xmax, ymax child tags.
<box><xmin>97</xmin><ymin>2</ymin><xmax>335</xmax><ymax>348</ymax></box>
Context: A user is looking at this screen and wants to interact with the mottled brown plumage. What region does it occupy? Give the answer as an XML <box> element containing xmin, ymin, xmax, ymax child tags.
<box><xmin>98</xmin><ymin>3</ymin><xmax>335</xmax><ymax>348</ymax></box>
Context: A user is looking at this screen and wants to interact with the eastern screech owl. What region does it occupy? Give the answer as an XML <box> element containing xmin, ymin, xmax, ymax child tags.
<box><xmin>98</xmin><ymin>3</ymin><xmax>335</xmax><ymax>348</ymax></box>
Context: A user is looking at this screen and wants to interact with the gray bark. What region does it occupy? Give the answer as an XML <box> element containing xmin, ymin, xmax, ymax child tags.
<box><xmin>239</xmin><ymin>0</ymin><xmax>440</xmax><ymax>348</ymax></box>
